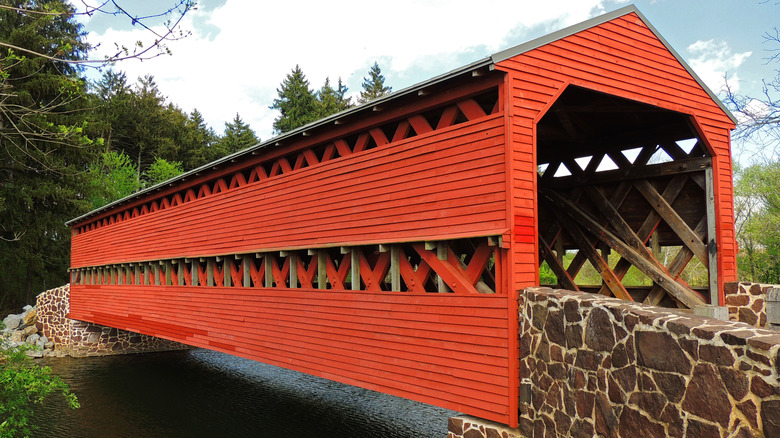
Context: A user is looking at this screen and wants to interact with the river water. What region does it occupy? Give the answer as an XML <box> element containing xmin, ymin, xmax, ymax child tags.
<box><xmin>33</xmin><ymin>349</ymin><xmax>455</xmax><ymax>437</ymax></box>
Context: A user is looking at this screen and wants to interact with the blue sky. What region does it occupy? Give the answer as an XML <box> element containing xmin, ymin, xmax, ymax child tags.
<box><xmin>80</xmin><ymin>0</ymin><xmax>777</xmax><ymax>148</ymax></box>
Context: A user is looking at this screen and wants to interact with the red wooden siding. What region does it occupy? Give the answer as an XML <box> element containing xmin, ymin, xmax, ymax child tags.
<box><xmin>69</xmin><ymin>284</ymin><xmax>514</xmax><ymax>423</ymax></box>
<box><xmin>71</xmin><ymin>115</ymin><xmax>508</xmax><ymax>268</ymax></box>
<box><xmin>496</xmin><ymin>12</ymin><xmax>737</xmax><ymax>295</ymax></box>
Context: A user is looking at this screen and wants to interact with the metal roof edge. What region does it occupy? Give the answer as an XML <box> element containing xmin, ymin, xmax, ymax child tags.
<box><xmin>490</xmin><ymin>4</ymin><xmax>737</xmax><ymax>125</ymax></box>
<box><xmin>490</xmin><ymin>5</ymin><xmax>640</xmax><ymax>63</ymax></box>
<box><xmin>65</xmin><ymin>57</ymin><xmax>494</xmax><ymax>227</ymax></box>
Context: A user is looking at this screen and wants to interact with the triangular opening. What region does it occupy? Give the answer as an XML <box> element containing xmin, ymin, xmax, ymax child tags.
<box><xmin>596</xmin><ymin>155</ymin><xmax>619</xmax><ymax>172</ymax></box>
<box><xmin>554</xmin><ymin>163</ymin><xmax>572</xmax><ymax>177</ymax></box>
<box><xmin>538</xmin><ymin>163</ymin><xmax>550</xmax><ymax>176</ymax></box>
<box><xmin>621</xmin><ymin>147</ymin><xmax>643</xmax><ymax>164</ymax></box>
<box><xmin>574</xmin><ymin>156</ymin><xmax>592</xmax><ymax>170</ymax></box>
<box><xmin>648</xmin><ymin>147</ymin><xmax>674</xmax><ymax>164</ymax></box>
<box><xmin>676</xmin><ymin>138</ymin><xmax>698</xmax><ymax>154</ymax></box>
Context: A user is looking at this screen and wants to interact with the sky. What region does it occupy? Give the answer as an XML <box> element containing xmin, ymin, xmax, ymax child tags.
<box><xmin>77</xmin><ymin>0</ymin><xmax>778</xmax><ymax>147</ymax></box>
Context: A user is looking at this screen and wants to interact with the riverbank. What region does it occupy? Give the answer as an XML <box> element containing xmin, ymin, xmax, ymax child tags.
<box><xmin>2</xmin><ymin>303</ymin><xmax>64</xmax><ymax>357</ymax></box>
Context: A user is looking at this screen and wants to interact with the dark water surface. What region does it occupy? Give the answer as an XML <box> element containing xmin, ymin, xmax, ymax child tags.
<box><xmin>34</xmin><ymin>349</ymin><xmax>455</xmax><ymax>437</ymax></box>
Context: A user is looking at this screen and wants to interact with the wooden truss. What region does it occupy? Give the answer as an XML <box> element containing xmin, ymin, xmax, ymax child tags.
<box><xmin>74</xmin><ymin>90</ymin><xmax>500</xmax><ymax>236</ymax></box>
<box><xmin>71</xmin><ymin>237</ymin><xmax>504</xmax><ymax>295</ymax></box>
<box><xmin>537</xmin><ymin>139</ymin><xmax>714</xmax><ymax>308</ymax></box>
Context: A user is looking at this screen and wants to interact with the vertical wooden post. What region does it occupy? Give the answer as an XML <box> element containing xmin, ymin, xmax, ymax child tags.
<box><xmin>651</xmin><ymin>232</ymin><xmax>661</xmax><ymax>260</ymax></box>
<box><xmin>264</xmin><ymin>254</ymin><xmax>274</xmax><ymax>288</ymax></box>
<box><xmin>351</xmin><ymin>247</ymin><xmax>360</xmax><ymax>291</ymax></box>
<box><xmin>206</xmin><ymin>258</ymin><xmax>214</xmax><ymax>287</ymax></box>
<box><xmin>153</xmin><ymin>263</ymin><xmax>160</xmax><ymax>286</ymax></box>
<box><xmin>317</xmin><ymin>250</ymin><xmax>327</xmax><ymax>290</ymax></box>
<box><xmin>705</xmin><ymin>167</ymin><xmax>719</xmax><ymax>305</ymax></box>
<box><xmin>144</xmin><ymin>264</ymin><xmax>150</xmax><ymax>285</ymax></box>
<box><xmin>287</xmin><ymin>252</ymin><xmax>298</xmax><ymax>288</ymax></box>
<box><xmin>555</xmin><ymin>237</ymin><xmax>564</xmax><ymax>265</ymax></box>
<box><xmin>242</xmin><ymin>255</ymin><xmax>251</xmax><ymax>287</ymax></box>
<box><xmin>223</xmin><ymin>258</ymin><xmax>231</xmax><ymax>287</ymax></box>
<box><xmin>134</xmin><ymin>264</ymin><xmax>140</xmax><ymax>285</ymax></box>
<box><xmin>436</xmin><ymin>242</ymin><xmax>449</xmax><ymax>293</ymax></box>
<box><xmin>164</xmin><ymin>261</ymin><xmax>172</xmax><ymax>286</ymax></box>
<box><xmin>178</xmin><ymin>260</ymin><xmax>185</xmax><ymax>286</ymax></box>
<box><xmin>390</xmin><ymin>245</ymin><xmax>401</xmax><ymax>291</ymax></box>
<box><xmin>190</xmin><ymin>259</ymin><xmax>199</xmax><ymax>286</ymax></box>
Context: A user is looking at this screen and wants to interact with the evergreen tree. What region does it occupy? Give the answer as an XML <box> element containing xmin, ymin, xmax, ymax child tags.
<box><xmin>218</xmin><ymin>113</ymin><xmax>259</xmax><ymax>153</ymax></box>
<box><xmin>180</xmin><ymin>109</ymin><xmax>219</xmax><ymax>169</ymax></box>
<box><xmin>317</xmin><ymin>77</ymin><xmax>353</xmax><ymax>118</ymax></box>
<box><xmin>270</xmin><ymin>65</ymin><xmax>319</xmax><ymax>134</ymax></box>
<box><xmin>358</xmin><ymin>62</ymin><xmax>392</xmax><ymax>104</ymax></box>
<box><xmin>0</xmin><ymin>0</ymin><xmax>97</xmax><ymax>306</ymax></box>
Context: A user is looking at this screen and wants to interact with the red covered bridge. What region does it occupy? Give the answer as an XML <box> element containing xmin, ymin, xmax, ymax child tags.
<box><xmin>66</xmin><ymin>7</ymin><xmax>736</xmax><ymax>428</ymax></box>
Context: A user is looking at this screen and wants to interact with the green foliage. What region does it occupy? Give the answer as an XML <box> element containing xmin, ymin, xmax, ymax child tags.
<box><xmin>217</xmin><ymin>113</ymin><xmax>259</xmax><ymax>154</ymax></box>
<box><xmin>88</xmin><ymin>151</ymin><xmax>140</xmax><ymax>209</ymax></box>
<box><xmin>0</xmin><ymin>344</ymin><xmax>79</xmax><ymax>437</ymax></box>
<box><xmin>179</xmin><ymin>109</ymin><xmax>219</xmax><ymax>169</ymax></box>
<box><xmin>316</xmin><ymin>77</ymin><xmax>353</xmax><ymax>118</ymax></box>
<box><xmin>734</xmin><ymin>162</ymin><xmax>780</xmax><ymax>283</ymax></box>
<box><xmin>358</xmin><ymin>62</ymin><xmax>392</xmax><ymax>104</ymax></box>
<box><xmin>144</xmin><ymin>158</ymin><xmax>184</xmax><ymax>187</ymax></box>
<box><xmin>0</xmin><ymin>0</ymin><xmax>97</xmax><ymax>305</ymax></box>
<box><xmin>270</xmin><ymin>65</ymin><xmax>319</xmax><ymax>134</ymax></box>
<box><xmin>539</xmin><ymin>248</ymin><xmax>707</xmax><ymax>288</ymax></box>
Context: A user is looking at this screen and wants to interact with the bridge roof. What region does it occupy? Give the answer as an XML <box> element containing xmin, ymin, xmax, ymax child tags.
<box><xmin>66</xmin><ymin>4</ymin><xmax>733</xmax><ymax>227</ymax></box>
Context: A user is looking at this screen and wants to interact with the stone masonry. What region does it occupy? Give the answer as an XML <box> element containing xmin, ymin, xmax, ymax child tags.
<box><xmin>36</xmin><ymin>284</ymin><xmax>188</xmax><ymax>356</ymax></box>
<box><xmin>725</xmin><ymin>281</ymin><xmax>775</xmax><ymax>329</ymax></box>
<box><xmin>511</xmin><ymin>287</ymin><xmax>780</xmax><ymax>438</ymax></box>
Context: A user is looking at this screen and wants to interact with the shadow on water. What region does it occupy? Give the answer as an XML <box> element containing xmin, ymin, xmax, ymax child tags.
<box><xmin>34</xmin><ymin>349</ymin><xmax>456</xmax><ymax>438</ymax></box>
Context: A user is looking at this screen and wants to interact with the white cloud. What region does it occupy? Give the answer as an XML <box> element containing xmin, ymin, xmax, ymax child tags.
<box><xmin>85</xmin><ymin>0</ymin><xmax>627</xmax><ymax>140</ymax></box>
<box><xmin>687</xmin><ymin>39</ymin><xmax>751</xmax><ymax>94</ymax></box>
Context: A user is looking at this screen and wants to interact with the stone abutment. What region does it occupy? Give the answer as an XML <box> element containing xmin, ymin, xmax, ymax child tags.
<box><xmin>449</xmin><ymin>282</ymin><xmax>780</xmax><ymax>438</ymax></box>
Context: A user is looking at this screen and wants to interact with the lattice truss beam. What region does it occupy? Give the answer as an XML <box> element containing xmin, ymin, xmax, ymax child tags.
<box><xmin>71</xmin><ymin>238</ymin><xmax>505</xmax><ymax>295</ymax></box>
<box><xmin>537</xmin><ymin>139</ymin><xmax>713</xmax><ymax>308</ymax></box>
<box><xmin>74</xmin><ymin>91</ymin><xmax>500</xmax><ymax>235</ymax></box>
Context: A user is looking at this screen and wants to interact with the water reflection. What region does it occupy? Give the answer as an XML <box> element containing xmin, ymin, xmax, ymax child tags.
<box><xmin>35</xmin><ymin>349</ymin><xmax>455</xmax><ymax>437</ymax></box>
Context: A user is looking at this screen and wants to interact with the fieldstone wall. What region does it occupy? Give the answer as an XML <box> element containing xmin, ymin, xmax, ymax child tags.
<box><xmin>514</xmin><ymin>287</ymin><xmax>780</xmax><ymax>438</ymax></box>
<box><xmin>447</xmin><ymin>416</ymin><xmax>523</xmax><ymax>438</ymax></box>
<box><xmin>36</xmin><ymin>284</ymin><xmax>188</xmax><ymax>357</ymax></box>
<box><xmin>725</xmin><ymin>281</ymin><xmax>776</xmax><ymax>329</ymax></box>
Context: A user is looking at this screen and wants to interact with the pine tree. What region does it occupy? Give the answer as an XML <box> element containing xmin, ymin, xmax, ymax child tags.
<box><xmin>358</xmin><ymin>62</ymin><xmax>392</xmax><ymax>104</ymax></box>
<box><xmin>180</xmin><ymin>109</ymin><xmax>218</xmax><ymax>169</ymax></box>
<box><xmin>217</xmin><ymin>113</ymin><xmax>259</xmax><ymax>154</ymax></box>
<box><xmin>270</xmin><ymin>65</ymin><xmax>319</xmax><ymax>134</ymax></box>
<box><xmin>317</xmin><ymin>77</ymin><xmax>353</xmax><ymax>118</ymax></box>
<box><xmin>0</xmin><ymin>0</ymin><xmax>96</xmax><ymax>305</ymax></box>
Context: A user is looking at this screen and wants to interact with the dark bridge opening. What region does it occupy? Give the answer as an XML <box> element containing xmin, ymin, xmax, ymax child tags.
<box><xmin>535</xmin><ymin>85</ymin><xmax>715</xmax><ymax>308</ymax></box>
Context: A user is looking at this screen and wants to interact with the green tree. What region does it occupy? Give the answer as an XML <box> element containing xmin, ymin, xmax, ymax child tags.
<box><xmin>734</xmin><ymin>162</ymin><xmax>780</xmax><ymax>283</ymax></box>
<box><xmin>0</xmin><ymin>0</ymin><xmax>97</xmax><ymax>305</ymax></box>
<box><xmin>143</xmin><ymin>157</ymin><xmax>184</xmax><ymax>187</ymax></box>
<box><xmin>87</xmin><ymin>150</ymin><xmax>140</xmax><ymax>209</ymax></box>
<box><xmin>270</xmin><ymin>65</ymin><xmax>319</xmax><ymax>134</ymax></box>
<box><xmin>358</xmin><ymin>62</ymin><xmax>392</xmax><ymax>104</ymax></box>
<box><xmin>317</xmin><ymin>77</ymin><xmax>353</xmax><ymax>118</ymax></box>
<box><xmin>217</xmin><ymin>113</ymin><xmax>259</xmax><ymax>153</ymax></box>
<box><xmin>179</xmin><ymin>109</ymin><xmax>218</xmax><ymax>169</ymax></box>
<box><xmin>0</xmin><ymin>345</ymin><xmax>79</xmax><ymax>437</ymax></box>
